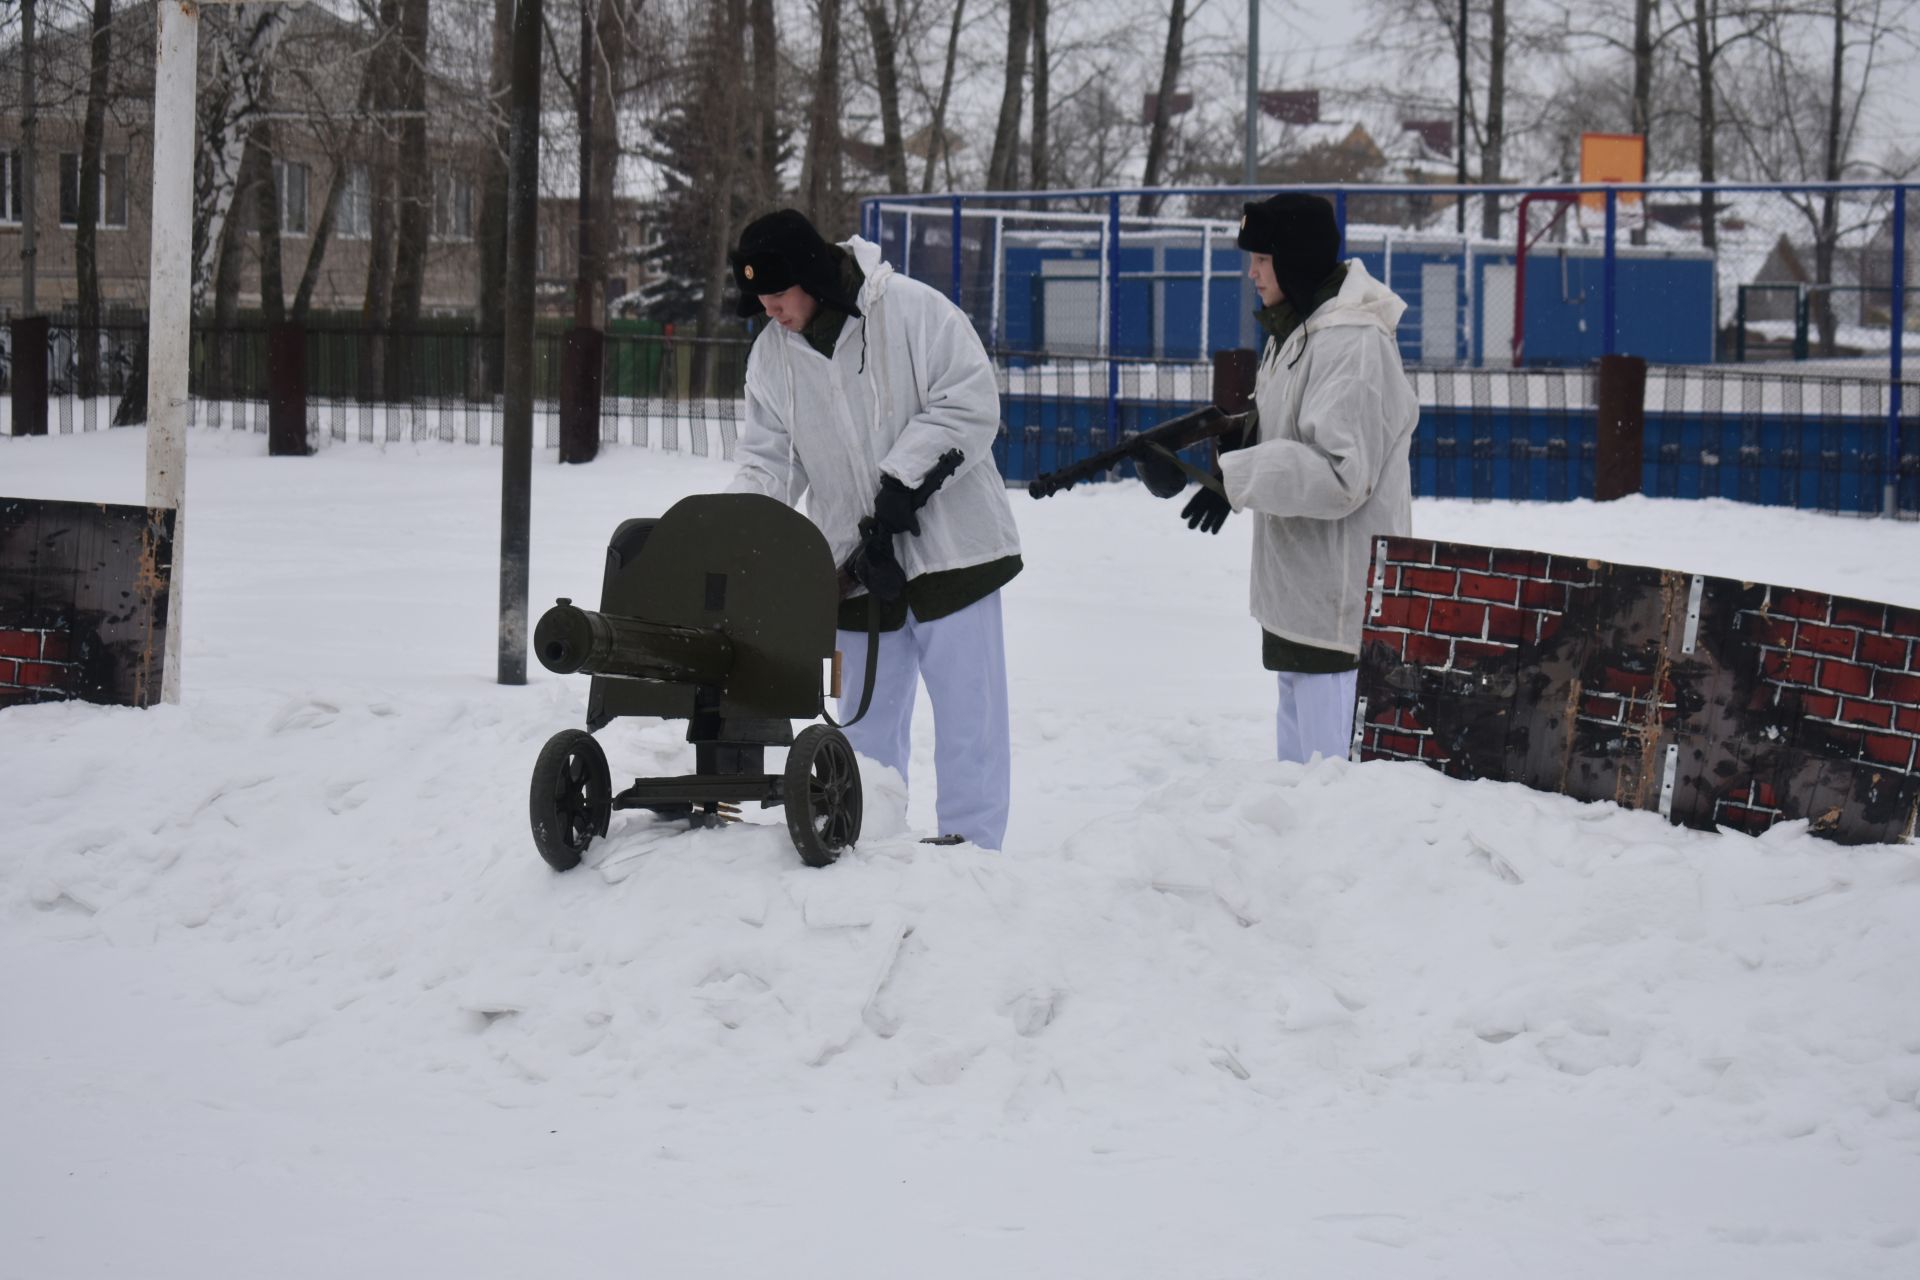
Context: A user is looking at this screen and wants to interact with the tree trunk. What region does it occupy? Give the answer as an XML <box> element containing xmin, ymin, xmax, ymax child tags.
<box><xmin>476</xmin><ymin>0</ymin><xmax>513</xmax><ymax>396</ymax></box>
<box><xmin>574</xmin><ymin>0</ymin><xmax>597</xmax><ymax>327</ymax></box>
<box><xmin>692</xmin><ymin>0</ymin><xmax>747</xmax><ymax>394</ymax></box>
<box><xmin>1139</xmin><ymin>0</ymin><xmax>1187</xmax><ymax>216</ymax></box>
<box><xmin>1693</xmin><ymin>0</ymin><xmax>1719</xmax><ymax>249</ymax></box>
<box><xmin>593</xmin><ymin>0</ymin><xmax>629</xmax><ymax>308</ymax></box>
<box><xmin>385</xmin><ymin>0</ymin><xmax>431</xmax><ymax>398</ymax></box>
<box><xmin>362</xmin><ymin>0</ymin><xmax>400</xmax><ymax>397</ymax></box>
<box><xmin>1479</xmin><ymin>0</ymin><xmax>1505</xmax><ymax>242</ymax></box>
<box><xmin>750</xmin><ymin>0</ymin><xmax>779</xmax><ymax>207</ymax></box>
<box><xmin>76</xmin><ymin>0</ymin><xmax>111</xmax><ymax>396</ymax></box>
<box><xmin>985</xmin><ymin>0</ymin><xmax>1031</xmax><ymax>191</ymax></box>
<box><xmin>211</xmin><ymin>141</ymin><xmax>265</xmax><ymax>395</ymax></box>
<box><xmin>921</xmin><ymin>0</ymin><xmax>966</xmax><ymax>193</ymax></box>
<box><xmin>1630</xmin><ymin>0</ymin><xmax>1654</xmax><ymax>245</ymax></box>
<box><xmin>253</xmin><ymin>119</ymin><xmax>286</xmax><ymax>324</ymax></box>
<box><xmin>292</xmin><ymin>158</ymin><xmax>346</xmax><ymax>324</ymax></box>
<box><xmin>295</xmin><ymin>56</ymin><xmax>381</xmax><ymax>325</ymax></box>
<box><xmin>1814</xmin><ymin>0</ymin><xmax>1845</xmax><ymax>356</ymax></box>
<box><xmin>800</xmin><ymin>0</ymin><xmax>845</xmax><ymax>227</ymax></box>
<box><xmin>1029</xmin><ymin>0</ymin><xmax>1049</xmax><ymax>189</ymax></box>
<box><xmin>863</xmin><ymin>2</ymin><xmax>910</xmax><ymax>194</ymax></box>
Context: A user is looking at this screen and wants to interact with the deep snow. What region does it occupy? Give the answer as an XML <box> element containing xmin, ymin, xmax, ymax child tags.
<box><xmin>3</xmin><ymin>429</ymin><xmax>1918</xmax><ymax>1278</ymax></box>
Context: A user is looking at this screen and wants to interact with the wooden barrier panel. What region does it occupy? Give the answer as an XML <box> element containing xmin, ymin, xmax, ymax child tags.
<box><xmin>1357</xmin><ymin>537</ymin><xmax>1920</xmax><ymax>845</ymax></box>
<box><xmin>0</xmin><ymin>498</ymin><xmax>177</xmax><ymax>709</ymax></box>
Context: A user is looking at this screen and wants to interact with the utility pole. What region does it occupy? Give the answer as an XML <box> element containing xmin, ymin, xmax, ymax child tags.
<box><xmin>21</xmin><ymin>0</ymin><xmax>38</xmax><ymax>312</ymax></box>
<box><xmin>1243</xmin><ymin>0</ymin><xmax>1258</xmax><ymax>186</ymax></box>
<box><xmin>499</xmin><ymin>0</ymin><xmax>544</xmax><ymax>684</ymax></box>
<box><xmin>1456</xmin><ymin>0</ymin><xmax>1468</xmax><ymax>234</ymax></box>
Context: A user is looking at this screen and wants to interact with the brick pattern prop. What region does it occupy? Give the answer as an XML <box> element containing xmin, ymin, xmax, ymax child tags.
<box><xmin>0</xmin><ymin>498</ymin><xmax>176</xmax><ymax>709</ymax></box>
<box><xmin>1356</xmin><ymin>538</ymin><xmax>1920</xmax><ymax>846</ymax></box>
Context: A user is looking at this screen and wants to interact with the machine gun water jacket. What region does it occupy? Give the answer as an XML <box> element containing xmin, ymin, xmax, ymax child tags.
<box><xmin>728</xmin><ymin>236</ymin><xmax>1022</xmax><ymax>592</ymax></box>
<box><xmin>1219</xmin><ymin>258</ymin><xmax>1420</xmax><ymax>655</ymax></box>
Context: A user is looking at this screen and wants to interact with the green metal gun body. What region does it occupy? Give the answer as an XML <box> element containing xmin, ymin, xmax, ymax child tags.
<box><xmin>534</xmin><ymin>600</ymin><xmax>734</xmax><ymax>685</ymax></box>
<box><xmin>1026</xmin><ymin>404</ymin><xmax>1252</xmax><ymax>500</ymax></box>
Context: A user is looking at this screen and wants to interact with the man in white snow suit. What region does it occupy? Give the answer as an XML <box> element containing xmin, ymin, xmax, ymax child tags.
<box><xmin>1178</xmin><ymin>193</ymin><xmax>1419</xmax><ymax>764</ymax></box>
<box><xmin>725</xmin><ymin>209</ymin><xmax>1022</xmax><ymax>850</ymax></box>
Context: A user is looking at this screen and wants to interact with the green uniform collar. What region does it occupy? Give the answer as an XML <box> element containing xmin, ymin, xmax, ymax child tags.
<box><xmin>1256</xmin><ymin>263</ymin><xmax>1348</xmax><ymax>349</ymax></box>
<box><xmin>801</xmin><ymin>248</ymin><xmax>867</xmax><ymax>360</ymax></box>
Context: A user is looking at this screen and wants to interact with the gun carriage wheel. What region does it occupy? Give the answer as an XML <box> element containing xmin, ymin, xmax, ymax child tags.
<box><xmin>529</xmin><ymin>729</ymin><xmax>612</xmax><ymax>871</ymax></box>
<box><xmin>783</xmin><ymin>725</ymin><xmax>863</xmax><ymax>867</ymax></box>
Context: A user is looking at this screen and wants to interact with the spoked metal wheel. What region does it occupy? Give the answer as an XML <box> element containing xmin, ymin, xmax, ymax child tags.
<box><xmin>529</xmin><ymin>729</ymin><xmax>612</xmax><ymax>871</ymax></box>
<box><xmin>783</xmin><ymin>725</ymin><xmax>863</xmax><ymax>867</ymax></box>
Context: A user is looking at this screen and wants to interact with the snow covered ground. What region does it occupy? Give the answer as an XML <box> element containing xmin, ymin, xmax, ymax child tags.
<box><xmin>4</xmin><ymin>429</ymin><xmax>1919</xmax><ymax>1278</ymax></box>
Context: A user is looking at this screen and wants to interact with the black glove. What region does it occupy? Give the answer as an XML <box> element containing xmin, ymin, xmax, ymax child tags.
<box><xmin>848</xmin><ymin>518</ymin><xmax>907</xmax><ymax>603</ymax></box>
<box><xmin>1180</xmin><ymin>486</ymin><xmax>1232</xmax><ymax>535</ymax></box>
<box><xmin>870</xmin><ymin>449</ymin><xmax>967</xmax><ymax>538</ymax></box>
<box><xmin>870</xmin><ymin>475</ymin><xmax>923</xmax><ymax>537</ymax></box>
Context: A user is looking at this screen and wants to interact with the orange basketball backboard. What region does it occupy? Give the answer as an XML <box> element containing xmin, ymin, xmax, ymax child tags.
<box><xmin>1579</xmin><ymin>133</ymin><xmax>1645</xmax><ymax>212</ymax></box>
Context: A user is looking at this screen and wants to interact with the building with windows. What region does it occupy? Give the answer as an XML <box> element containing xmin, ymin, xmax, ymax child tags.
<box><xmin>0</xmin><ymin>5</ymin><xmax>651</xmax><ymax>324</ymax></box>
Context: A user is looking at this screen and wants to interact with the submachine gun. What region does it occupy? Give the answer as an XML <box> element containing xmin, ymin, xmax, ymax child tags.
<box><xmin>527</xmin><ymin>493</ymin><xmax>861</xmax><ymax>871</ymax></box>
<box><xmin>1026</xmin><ymin>348</ymin><xmax>1259</xmax><ymax>501</ymax></box>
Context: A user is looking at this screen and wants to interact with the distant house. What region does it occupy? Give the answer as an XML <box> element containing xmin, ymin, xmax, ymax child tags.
<box><xmin>1199</xmin><ymin>88</ymin><xmax>1461</xmax><ymax>228</ymax></box>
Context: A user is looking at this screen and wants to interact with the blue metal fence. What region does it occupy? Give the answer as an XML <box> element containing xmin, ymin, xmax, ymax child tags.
<box><xmin>865</xmin><ymin>181</ymin><xmax>1916</xmax><ymax>517</ymax></box>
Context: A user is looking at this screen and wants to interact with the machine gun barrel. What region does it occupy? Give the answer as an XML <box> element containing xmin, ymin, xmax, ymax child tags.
<box><xmin>1026</xmin><ymin>404</ymin><xmax>1249</xmax><ymax>499</ymax></box>
<box><xmin>534</xmin><ymin>600</ymin><xmax>735</xmax><ymax>684</ymax></box>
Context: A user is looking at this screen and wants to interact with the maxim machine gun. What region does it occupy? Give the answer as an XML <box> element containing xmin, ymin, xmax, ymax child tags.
<box><xmin>527</xmin><ymin>493</ymin><xmax>860</xmax><ymax>870</ymax></box>
<box><xmin>1026</xmin><ymin>349</ymin><xmax>1258</xmax><ymax>502</ymax></box>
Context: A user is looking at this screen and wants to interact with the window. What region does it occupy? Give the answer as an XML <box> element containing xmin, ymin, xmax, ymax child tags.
<box><xmin>57</xmin><ymin>153</ymin><xmax>127</xmax><ymax>228</ymax></box>
<box><xmin>273</xmin><ymin>159</ymin><xmax>309</xmax><ymax>236</ymax></box>
<box><xmin>433</xmin><ymin>169</ymin><xmax>473</xmax><ymax>242</ymax></box>
<box><xmin>0</xmin><ymin>151</ymin><xmax>21</xmax><ymax>224</ymax></box>
<box><xmin>337</xmin><ymin>164</ymin><xmax>371</xmax><ymax>239</ymax></box>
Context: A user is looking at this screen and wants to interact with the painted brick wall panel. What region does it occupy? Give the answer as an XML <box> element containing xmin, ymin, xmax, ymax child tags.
<box><xmin>1796</xmin><ymin>623</ymin><xmax>1859</xmax><ymax>658</ymax></box>
<box><xmin>1430</xmin><ymin>601</ymin><xmax>1488</xmax><ymax>637</ymax></box>
<box><xmin>1856</xmin><ymin>633</ymin><xmax>1910</xmax><ymax>670</ymax></box>
<box><xmin>0</xmin><ymin>632</ymin><xmax>39</xmax><ymax>660</ymax></box>
<box><xmin>38</xmin><ymin>633</ymin><xmax>70</xmax><ymax>662</ymax></box>
<box><xmin>1815</xmin><ymin>660</ymin><xmax>1872</xmax><ymax>696</ymax></box>
<box><xmin>1359</xmin><ymin>537</ymin><xmax>1920</xmax><ymax>845</ymax></box>
<box><xmin>1457</xmin><ymin>572</ymin><xmax>1521</xmax><ymax>605</ymax></box>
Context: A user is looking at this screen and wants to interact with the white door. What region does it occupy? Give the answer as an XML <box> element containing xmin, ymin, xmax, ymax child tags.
<box><xmin>1482</xmin><ymin>264</ymin><xmax>1517</xmax><ymax>368</ymax></box>
<box><xmin>1420</xmin><ymin>263</ymin><xmax>1457</xmax><ymax>365</ymax></box>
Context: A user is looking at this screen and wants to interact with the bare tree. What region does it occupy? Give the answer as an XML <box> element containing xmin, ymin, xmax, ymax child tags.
<box><xmin>986</xmin><ymin>0</ymin><xmax>1032</xmax><ymax>190</ymax></box>
<box><xmin>862</xmin><ymin>1</ymin><xmax>911</xmax><ymax>193</ymax></box>
<box><xmin>920</xmin><ymin>0</ymin><xmax>967</xmax><ymax>192</ymax></box>
<box><xmin>747</xmin><ymin>0</ymin><xmax>780</xmax><ymax>207</ymax></box>
<box><xmin>385</xmin><ymin>0</ymin><xmax>430</xmax><ymax>396</ymax></box>
<box><xmin>1139</xmin><ymin>0</ymin><xmax>1188</xmax><ymax>215</ymax></box>
<box><xmin>75</xmin><ymin>0</ymin><xmax>111</xmax><ymax>393</ymax></box>
<box><xmin>801</xmin><ymin>0</ymin><xmax>846</xmax><ymax>224</ymax></box>
<box><xmin>1029</xmin><ymin>0</ymin><xmax>1049</xmax><ymax>188</ymax></box>
<box><xmin>1723</xmin><ymin>0</ymin><xmax>1916</xmax><ymax>352</ymax></box>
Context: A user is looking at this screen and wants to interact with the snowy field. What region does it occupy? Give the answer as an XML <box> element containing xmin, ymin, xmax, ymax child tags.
<box><xmin>4</xmin><ymin>429</ymin><xmax>1919</xmax><ymax>1279</ymax></box>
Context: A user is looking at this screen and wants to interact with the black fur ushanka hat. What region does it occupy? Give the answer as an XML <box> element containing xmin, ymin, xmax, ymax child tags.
<box><xmin>1237</xmin><ymin>194</ymin><xmax>1342</xmax><ymax>317</ymax></box>
<box><xmin>730</xmin><ymin>209</ymin><xmax>865</xmax><ymax>319</ymax></box>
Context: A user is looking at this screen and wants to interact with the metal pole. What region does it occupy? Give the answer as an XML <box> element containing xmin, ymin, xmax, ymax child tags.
<box><xmin>949</xmin><ymin>195</ymin><xmax>964</xmax><ymax>306</ymax></box>
<box><xmin>1106</xmin><ymin>192</ymin><xmax>1121</xmax><ymax>445</ymax></box>
<box><xmin>1889</xmin><ymin>184</ymin><xmax>1906</xmax><ymax>517</ymax></box>
<box><xmin>20</xmin><ymin>0</ymin><xmax>37</xmax><ymax>313</ymax></box>
<box><xmin>144</xmin><ymin>0</ymin><xmax>198</xmax><ymax>705</ymax></box>
<box><xmin>1335</xmin><ymin>188</ymin><xmax>1347</xmax><ymax>258</ymax></box>
<box><xmin>1244</xmin><ymin>0</ymin><xmax>1258</xmax><ymax>186</ymax></box>
<box><xmin>1199</xmin><ymin>222</ymin><xmax>1212</xmax><ymax>356</ymax></box>
<box><xmin>500</xmin><ymin>0</ymin><xmax>543</xmax><ymax>685</ymax></box>
<box><xmin>1603</xmin><ymin>188</ymin><xmax>1618</xmax><ymax>357</ymax></box>
<box><xmin>1456</xmin><ymin>0</ymin><xmax>1467</xmax><ymax>235</ymax></box>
